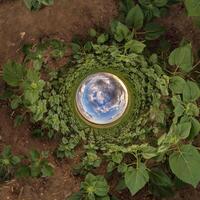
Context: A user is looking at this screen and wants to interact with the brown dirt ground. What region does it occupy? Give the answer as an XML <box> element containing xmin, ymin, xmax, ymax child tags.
<box><xmin>0</xmin><ymin>1</ymin><xmax>200</xmax><ymax>200</ymax></box>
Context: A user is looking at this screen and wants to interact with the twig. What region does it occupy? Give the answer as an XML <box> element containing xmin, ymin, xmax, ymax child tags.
<box><xmin>193</xmin><ymin>59</ymin><xmax>200</xmax><ymax>70</ymax></box>
<box><xmin>17</xmin><ymin>187</ymin><xmax>24</xmax><ymax>200</ymax></box>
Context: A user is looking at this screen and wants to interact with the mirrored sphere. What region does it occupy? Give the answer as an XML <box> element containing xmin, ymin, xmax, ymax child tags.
<box><xmin>76</xmin><ymin>72</ymin><xmax>128</xmax><ymax>125</ymax></box>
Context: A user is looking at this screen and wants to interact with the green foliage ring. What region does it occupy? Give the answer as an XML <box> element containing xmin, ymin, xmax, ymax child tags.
<box><xmin>42</xmin><ymin>44</ymin><xmax>166</xmax><ymax>150</ymax></box>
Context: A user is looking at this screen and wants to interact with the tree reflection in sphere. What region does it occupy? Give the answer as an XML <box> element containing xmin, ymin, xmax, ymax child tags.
<box><xmin>76</xmin><ymin>72</ymin><xmax>128</xmax><ymax>125</ymax></box>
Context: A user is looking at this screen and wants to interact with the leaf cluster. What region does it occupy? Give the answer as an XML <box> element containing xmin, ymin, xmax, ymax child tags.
<box><xmin>68</xmin><ymin>173</ymin><xmax>110</xmax><ymax>200</ymax></box>
<box><xmin>23</xmin><ymin>0</ymin><xmax>54</xmax><ymax>11</ymax></box>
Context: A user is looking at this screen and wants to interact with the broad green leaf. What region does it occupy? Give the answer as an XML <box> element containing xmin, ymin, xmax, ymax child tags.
<box><xmin>97</xmin><ymin>34</ymin><xmax>109</xmax><ymax>44</ymax></box>
<box><xmin>120</xmin><ymin>0</ymin><xmax>135</xmax><ymax>14</ymax></box>
<box><xmin>107</xmin><ymin>162</ymin><xmax>116</xmax><ymax>173</ymax></box>
<box><xmin>153</xmin><ymin>0</ymin><xmax>168</xmax><ymax>7</ymax></box>
<box><xmin>189</xmin><ymin>117</ymin><xmax>200</xmax><ymax>139</ymax></box>
<box><xmin>172</xmin><ymin>97</ymin><xmax>184</xmax><ymax>118</ymax></box>
<box><xmin>182</xmin><ymin>81</ymin><xmax>200</xmax><ymax>102</ymax></box>
<box><xmin>112</xmin><ymin>21</ymin><xmax>132</xmax><ymax>42</ymax></box>
<box><xmin>112</xmin><ymin>153</ymin><xmax>123</xmax><ymax>164</ymax></box>
<box><xmin>10</xmin><ymin>96</ymin><xmax>21</xmax><ymax>109</ymax></box>
<box><xmin>125</xmin><ymin>40</ymin><xmax>146</xmax><ymax>53</ymax></box>
<box><xmin>41</xmin><ymin>0</ymin><xmax>54</xmax><ymax>6</ymax></box>
<box><xmin>185</xmin><ymin>103</ymin><xmax>199</xmax><ymax>116</ymax></box>
<box><xmin>89</xmin><ymin>28</ymin><xmax>97</xmax><ymax>37</ymax></box>
<box><xmin>30</xmin><ymin>165</ymin><xmax>41</xmax><ymax>177</ymax></box>
<box><xmin>150</xmin><ymin>169</ymin><xmax>173</xmax><ymax>187</ymax></box>
<box><xmin>141</xmin><ymin>145</ymin><xmax>158</xmax><ymax>159</ymax></box>
<box><xmin>23</xmin><ymin>0</ymin><xmax>53</xmax><ymax>10</ymax></box>
<box><xmin>184</xmin><ymin>0</ymin><xmax>200</xmax><ymax>16</ymax></box>
<box><xmin>149</xmin><ymin>168</ymin><xmax>174</xmax><ymax>198</ymax></box>
<box><xmin>41</xmin><ymin>164</ymin><xmax>54</xmax><ymax>177</ymax></box>
<box><xmin>71</xmin><ymin>43</ymin><xmax>81</xmax><ymax>54</ymax></box>
<box><xmin>125</xmin><ymin>163</ymin><xmax>149</xmax><ymax>195</ymax></box>
<box><xmin>117</xmin><ymin>163</ymin><xmax>128</xmax><ymax>173</ymax></box>
<box><xmin>169</xmin><ymin>144</ymin><xmax>200</xmax><ymax>187</ymax></box>
<box><xmin>168</xmin><ymin>44</ymin><xmax>193</xmax><ymax>72</ymax></box>
<box><xmin>3</xmin><ymin>61</ymin><xmax>25</xmax><ymax>87</ymax></box>
<box><xmin>169</xmin><ymin>76</ymin><xmax>186</xmax><ymax>94</ymax></box>
<box><xmin>30</xmin><ymin>150</ymin><xmax>40</xmax><ymax>161</ymax></box>
<box><xmin>23</xmin><ymin>0</ymin><xmax>41</xmax><ymax>11</ymax></box>
<box><xmin>16</xmin><ymin>165</ymin><xmax>30</xmax><ymax>177</ymax></box>
<box><xmin>11</xmin><ymin>156</ymin><xmax>21</xmax><ymax>165</ymax></box>
<box><xmin>2</xmin><ymin>146</ymin><xmax>12</xmax><ymax>157</ymax></box>
<box><xmin>100</xmin><ymin>196</ymin><xmax>110</xmax><ymax>200</ymax></box>
<box><xmin>125</xmin><ymin>5</ymin><xmax>144</xmax><ymax>29</ymax></box>
<box><xmin>14</xmin><ymin>115</ymin><xmax>24</xmax><ymax>127</ymax></box>
<box><xmin>144</xmin><ymin>23</ymin><xmax>165</xmax><ymax>40</ymax></box>
<box><xmin>68</xmin><ymin>192</ymin><xmax>83</xmax><ymax>200</ymax></box>
<box><xmin>176</xmin><ymin>121</ymin><xmax>191</xmax><ymax>139</ymax></box>
<box><xmin>95</xmin><ymin>177</ymin><xmax>109</xmax><ymax>197</ymax></box>
<box><xmin>29</xmin><ymin>100</ymin><xmax>47</xmax><ymax>121</ymax></box>
<box><xmin>82</xmin><ymin>173</ymin><xmax>109</xmax><ymax>197</ymax></box>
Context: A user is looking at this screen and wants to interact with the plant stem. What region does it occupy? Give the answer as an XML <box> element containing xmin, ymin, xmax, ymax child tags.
<box><xmin>192</xmin><ymin>59</ymin><xmax>200</xmax><ymax>70</ymax></box>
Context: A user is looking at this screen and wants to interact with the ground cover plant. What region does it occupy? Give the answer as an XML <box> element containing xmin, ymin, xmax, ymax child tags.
<box><xmin>0</xmin><ymin>0</ymin><xmax>200</xmax><ymax>200</ymax></box>
<box><xmin>23</xmin><ymin>0</ymin><xmax>54</xmax><ymax>10</ymax></box>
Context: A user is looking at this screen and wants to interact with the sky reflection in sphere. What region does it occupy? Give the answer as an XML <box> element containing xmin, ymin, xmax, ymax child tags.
<box><xmin>76</xmin><ymin>72</ymin><xmax>128</xmax><ymax>125</ymax></box>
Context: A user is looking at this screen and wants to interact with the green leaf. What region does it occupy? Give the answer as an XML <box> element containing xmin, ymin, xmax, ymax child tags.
<box><xmin>3</xmin><ymin>61</ymin><xmax>26</xmax><ymax>87</ymax></box>
<box><xmin>41</xmin><ymin>0</ymin><xmax>54</xmax><ymax>6</ymax></box>
<box><xmin>71</xmin><ymin>43</ymin><xmax>81</xmax><ymax>54</ymax></box>
<box><xmin>68</xmin><ymin>192</ymin><xmax>83</xmax><ymax>200</ymax></box>
<box><xmin>112</xmin><ymin>153</ymin><xmax>123</xmax><ymax>164</ymax></box>
<box><xmin>176</xmin><ymin>121</ymin><xmax>191</xmax><ymax>139</ymax></box>
<box><xmin>23</xmin><ymin>0</ymin><xmax>53</xmax><ymax>10</ymax></box>
<box><xmin>189</xmin><ymin>117</ymin><xmax>200</xmax><ymax>139</ymax></box>
<box><xmin>168</xmin><ymin>44</ymin><xmax>193</xmax><ymax>72</ymax></box>
<box><xmin>120</xmin><ymin>0</ymin><xmax>135</xmax><ymax>14</ymax></box>
<box><xmin>125</xmin><ymin>163</ymin><xmax>149</xmax><ymax>195</ymax></box>
<box><xmin>2</xmin><ymin>146</ymin><xmax>12</xmax><ymax>157</ymax></box>
<box><xmin>16</xmin><ymin>165</ymin><xmax>30</xmax><ymax>177</ymax></box>
<box><xmin>30</xmin><ymin>150</ymin><xmax>40</xmax><ymax>161</ymax></box>
<box><xmin>182</xmin><ymin>81</ymin><xmax>200</xmax><ymax>102</ymax></box>
<box><xmin>125</xmin><ymin>40</ymin><xmax>146</xmax><ymax>53</ymax></box>
<box><xmin>144</xmin><ymin>23</ymin><xmax>165</xmax><ymax>40</ymax></box>
<box><xmin>41</xmin><ymin>164</ymin><xmax>54</xmax><ymax>177</ymax></box>
<box><xmin>117</xmin><ymin>163</ymin><xmax>128</xmax><ymax>174</ymax></box>
<box><xmin>185</xmin><ymin>103</ymin><xmax>199</xmax><ymax>116</ymax></box>
<box><xmin>14</xmin><ymin>115</ymin><xmax>24</xmax><ymax>127</ymax></box>
<box><xmin>169</xmin><ymin>76</ymin><xmax>186</xmax><ymax>94</ymax></box>
<box><xmin>82</xmin><ymin>173</ymin><xmax>109</xmax><ymax>197</ymax></box>
<box><xmin>125</xmin><ymin>5</ymin><xmax>144</xmax><ymax>29</ymax></box>
<box><xmin>153</xmin><ymin>0</ymin><xmax>168</xmax><ymax>7</ymax></box>
<box><xmin>107</xmin><ymin>162</ymin><xmax>116</xmax><ymax>173</ymax></box>
<box><xmin>95</xmin><ymin>177</ymin><xmax>109</xmax><ymax>197</ymax></box>
<box><xmin>184</xmin><ymin>0</ymin><xmax>200</xmax><ymax>16</ymax></box>
<box><xmin>111</xmin><ymin>21</ymin><xmax>132</xmax><ymax>42</ymax></box>
<box><xmin>169</xmin><ymin>144</ymin><xmax>200</xmax><ymax>187</ymax></box>
<box><xmin>149</xmin><ymin>168</ymin><xmax>174</xmax><ymax>198</ymax></box>
<box><xmin>23</xmin><ymin>0</ymin><xmax>41</xmax><ymax>11</ymax></box>
<box><xmin>97</xmin><ymin>34</ymin><xmax>109</xmax><ymax>44</ymax></box>
<box><xmin>89</xmin><ymin>28</ymin><xmax>97</xmax><ymax>37</ymax></box>
<box><xmin>11</xmin><ymin>156</ymin><xmax>21</xmax><ymax>165</ymax></box>
<box><xmin>150</xmin><ymin>169</ymin><xmax>173</xmax><ymax>187</ymax></box>
<box><xmin>11</xmin><ymin>96</ymin><xmax>21</xmax><ymax>109</ymax></box>
<box><xmin>141</xmin><ymin>145</ymin><xmax>158</xmax><ymax>159</ymax></box>
<box><xmin>30</xmin><ymin>165</ymin><xmax>41</xmax><ymax>177</ymax></box>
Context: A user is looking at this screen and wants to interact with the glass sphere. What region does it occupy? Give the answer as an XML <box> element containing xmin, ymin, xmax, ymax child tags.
<box><xmin>76</xmin><ymin>72</ymin><xmax>128</xmax><ymax>125</ymax></box>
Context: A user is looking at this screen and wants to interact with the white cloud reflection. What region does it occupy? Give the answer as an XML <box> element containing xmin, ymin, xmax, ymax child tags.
<box><xmin>76</xmin><ymin>73</ymin><xmax>128</xmax><ymax>124</ymax></box>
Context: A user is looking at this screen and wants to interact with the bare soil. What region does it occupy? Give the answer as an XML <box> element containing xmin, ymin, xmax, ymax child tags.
<box><xmin>0</xmin><ymin>1</ymin><xmax>200</xmax><ymax>200</ymax></box>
